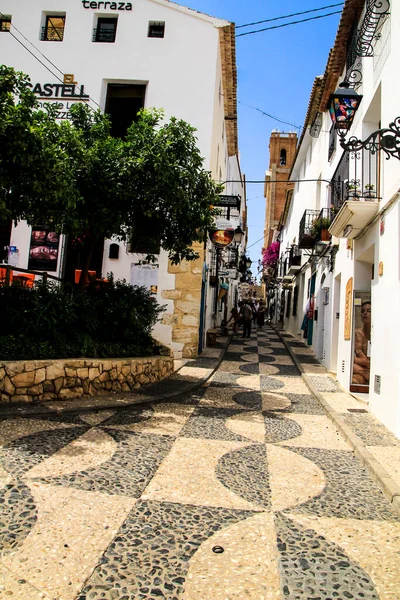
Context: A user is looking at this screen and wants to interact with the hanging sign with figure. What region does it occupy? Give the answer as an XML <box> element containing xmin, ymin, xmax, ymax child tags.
<box><xmin>209</xmin><ymin>219</ymin><xmax>234</xmax><ymax>248</ymax></box>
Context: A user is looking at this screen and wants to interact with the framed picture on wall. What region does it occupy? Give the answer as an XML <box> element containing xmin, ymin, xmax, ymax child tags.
<box><xmin>28</xmin><ymin>228</ymin><xmax>60</xmax><ymax>271</ymax></box>
<box><xmin>350</xmin><ymin>291</ymin><xmax>371</xmax><ymax>393</ymax></box>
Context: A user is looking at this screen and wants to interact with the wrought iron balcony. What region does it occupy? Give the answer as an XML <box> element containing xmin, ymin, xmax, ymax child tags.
<box><xmin>288</xmin><ymin>245</ymin><xmax>302</xmax><ymax>274</ymax></box>
<box><xmin>310</xmin><ymin>207</ymin><xmax>334</xmax><ymax>243</ymax></box>
<box><xmin>299</xmin><ymin>210</ymin><xmax>319</xmax><ymax>249</ymax></box>
<box><xmin>329</xmin><ymin>149</ymin><xmax>381</xmax><ymax>238</ymax></box>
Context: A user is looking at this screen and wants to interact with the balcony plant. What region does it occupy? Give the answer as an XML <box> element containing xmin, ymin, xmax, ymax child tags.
<box><xmin>347</xmin><ymin>183</ymin><xmax>361</xmax><ymax>199</ymax></box>
<box><xmin>363</xmin><ymin>183</ymin><xmax>376</xmax><ymax>199</ymax></box>
<box><xmin>310</xmin><ymin>216</ymin><xmax>332</xmax><ymax>241</ymax></box>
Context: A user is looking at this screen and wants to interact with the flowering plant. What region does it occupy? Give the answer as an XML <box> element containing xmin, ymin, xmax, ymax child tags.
<box><xmin>261</xmin><ymin>241</ymin><xmax>280</xmax><ymax>268</ymax></box>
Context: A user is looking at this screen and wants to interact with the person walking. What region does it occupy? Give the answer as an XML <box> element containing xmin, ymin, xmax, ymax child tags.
<box><xmin>257</xmin><ymin>301</ymin><xmax>265</xmax><ymax>329</ymax></box>
<box><xmin>242</xmin><ymin>301</ymin><xmax>253</xmax><ymax>339</ymax></box>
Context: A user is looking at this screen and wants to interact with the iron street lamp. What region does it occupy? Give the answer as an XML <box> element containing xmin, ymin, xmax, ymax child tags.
<box><xmin>245</xmin><ymin>256</ymin><xmax>252</xmax><ymax>270</ymax></box>
<box><xmin>328</xmin><ymin>81</ymin><xmax>363</xmax><ymax>139</ymax></box>
<box><xmin>233</xmin><ymin>226</ymin><xmax>245</xmax><ymax>244</ymax></box>
<box><xmin>328</xmin><ymin>80</ymin><xmax>400</xmax><ymax>160</ymax></box>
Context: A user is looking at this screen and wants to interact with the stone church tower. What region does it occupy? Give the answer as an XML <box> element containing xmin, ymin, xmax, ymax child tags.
<box><xmin>264</xmin><ymin>131</ymin><xmax>297</xmax><ymax>248</ymax></box>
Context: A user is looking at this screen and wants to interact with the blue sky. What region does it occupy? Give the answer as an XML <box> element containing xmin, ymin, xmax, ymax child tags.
<box><xmin>177</xmin><ymin>0</ymin><xmax>342</xmax><ymax>276</ymax></box>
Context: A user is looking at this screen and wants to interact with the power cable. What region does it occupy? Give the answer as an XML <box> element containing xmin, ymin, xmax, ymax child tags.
<box><xmin>0</xmin><ymin>10</ymin><xmax>102</xmax><ymax>111</ymax></box>
<box><xmin>236</xmin><ymin>3</ymin><xmax>343</xmax><ymax>28</ymax></box>
<box><xmin>239</xmin><ymin>100</ymin><xmax>301</xmax><ymax>131</ymax></box>
<box><xmin>0</xmin><ymin>10</ymin><xmax>64</xmax><ymax>75</ymax></box>
<box><xmin>236</xmin><ymin>10</ymin><xmax>342</xmax><ymax>38</ymax></box>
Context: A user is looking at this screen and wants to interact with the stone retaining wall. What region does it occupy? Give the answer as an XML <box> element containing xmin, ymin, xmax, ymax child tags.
<box><xmin>0</xmin><ymin>355</ymin><xmax>174</xmax><ymax>404</ymax></box>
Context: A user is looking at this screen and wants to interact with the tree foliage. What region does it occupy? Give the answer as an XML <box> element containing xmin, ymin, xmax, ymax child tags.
<box><xmin>0</xmin><ymin>66</ymin><xmax>221</xmax><ymax>283</ymax></box>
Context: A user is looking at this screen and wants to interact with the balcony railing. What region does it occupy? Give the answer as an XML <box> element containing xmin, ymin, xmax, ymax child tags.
<box><xmin>310</xmin><ymin>207</ymin><xmax>334</xmax><ymax>243</ymax></box>
<box><xmin>299</xmin><ymin>210</ymin><xmax>319</xmax><ymax>249</ymax></box>
<box><xmin>287</xmin><ymin>245</ymin><xmax>302</xmax><ymax>274</ymax></box>
<box><xmin>330</xmin><ymin>149</ymin><xmax>381</xmax><ymax>211</ymax></box>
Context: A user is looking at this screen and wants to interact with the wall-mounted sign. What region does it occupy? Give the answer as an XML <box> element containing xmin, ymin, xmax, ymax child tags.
<box><xmin>29</xmin><ymin>80</ymin><xmax>90</xmax><ymax>119</ymax></box>
<box><xmin>209</xmin><ymin>219</ymin><xmax>234</xmax><ymax>248</ymax></box>
<box><xmin>28</xmin><ymin>83</ymin><xmax>89</xmax><ymax>99</ymax></box>
<box><xmin>344</xmin><ymin>277</ymin><xmax>353</xmax><ymax>340</ymax></box>
<box><xmin>81</xmin><ymin>1</ymin><xmax>133</xmax><ymax>10</ymax></box>
<box><xmin>130</xmin><ymin>264</ymin><xmax>158</xmax><ymax>295</ymax></box>
<box><xmin>28</xmin><ymin>228</ymin><xmax>60</xmax><ymax>271</ymax></box>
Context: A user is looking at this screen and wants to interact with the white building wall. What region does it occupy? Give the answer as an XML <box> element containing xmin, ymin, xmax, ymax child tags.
<box><xmin>1</xmin><ymin>0</ymin><xmax>244</xmax><ymax>356</ymax></box>
<box><xmin>278</xmin><ymin>3</ymin><xmax>400</xmax><ymax>436</ymax></box>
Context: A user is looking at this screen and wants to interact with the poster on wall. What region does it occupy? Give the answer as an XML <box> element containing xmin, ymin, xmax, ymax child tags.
<box><xmin>130</xmin><ymin>264</ymin><xmax>159</xmax><ymax>294</ymax></box>
<box><xmin>28</xmin><ymin>228</ymin><xmax>60</xmax><ymax>271</ymax></box>
<box><xmin>350</xmin><ymin>291</ymin><xmax>371</xmax><ymax>392</ymax></box>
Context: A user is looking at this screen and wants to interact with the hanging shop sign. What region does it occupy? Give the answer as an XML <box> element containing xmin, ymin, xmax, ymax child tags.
<box><xmin>209</xmin><ymin>219</ymin><xmax>234</xmax><ymax>248</ymax></box>
<box><xmin>28</xmin><ymin>228</ymin><xmax>60</xmax><ymax>272</ymax></box>
<box><xmin>81</xmin><ymin>1</ymin><xmax>133</xmax><ymax>9</ymax></box>
<box><xmin>350</xmin><ymin>291</ymin><xmax>371</xmax><ymax>393</ymax></box>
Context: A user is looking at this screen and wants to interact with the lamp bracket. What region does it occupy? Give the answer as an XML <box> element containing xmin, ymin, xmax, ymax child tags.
<box><xmin>339</xmin><ymin>116</ymin><xmax>400</xmax><ymax>160</ymax></box>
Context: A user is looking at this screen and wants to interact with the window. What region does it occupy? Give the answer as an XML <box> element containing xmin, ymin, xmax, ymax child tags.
<box><xmin>41</xmin><ymin>15</ymin><xmax>65</xmax><ymax>41</ymax></box>
<box><xmin>94</xmin><ymin>17</ymin><xmax>118</xmax><ymax>43</ymax></box>
<box><xmin>280</xmin><ymin>149</ymin><xmax>287</xmax><ymax>166</ymax></box>
<box><xmin>0</xmin><ymin>15</ymin><xmax>11</xmax><ymax>32</ymax></box>
<box><xmin>148</xmin><ymin>21</ymin><xmax>165</xmax><ymax>38</ymax></box>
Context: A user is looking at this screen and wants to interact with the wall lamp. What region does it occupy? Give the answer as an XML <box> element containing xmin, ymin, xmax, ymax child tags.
<box><xmin>328</xmin><ymin>81</ymin><xmax>400</xmax><ymax>160</ymax></box>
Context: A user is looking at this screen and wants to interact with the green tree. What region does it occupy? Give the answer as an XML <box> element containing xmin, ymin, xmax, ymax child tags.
<box><xmin>0</xmin><ymin>66</ymin><xmax>77</xmax><ymax>223</ymax></box>
<box><xmin>0</xmin><ymin>67</ymin><xmax>221</xmax><ymax>288</ymax></box>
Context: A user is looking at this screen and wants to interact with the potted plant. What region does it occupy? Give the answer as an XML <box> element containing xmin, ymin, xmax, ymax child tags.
<box><xmin>363</xmin><ymin>183</ymin><xmax>376</xmax><ymax>199</ymax></box>
<box><xmin>310</xmin><ymin>216</ymin><xmax>332</xmax><ymax>241</ymax></box>
<box><xmin>347</xmin><ymin>183</ymin><xmax>360</xmax><ymax>199</ymax></box>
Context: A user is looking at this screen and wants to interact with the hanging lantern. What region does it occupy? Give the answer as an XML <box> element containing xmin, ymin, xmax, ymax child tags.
<box><xmin>328</xmin><ymin>81</ymin><xmax>363</xmax><ymax>132</ymax></box>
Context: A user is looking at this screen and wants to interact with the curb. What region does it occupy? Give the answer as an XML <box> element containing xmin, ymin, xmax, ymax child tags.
<box><xmin>272</xmin><ymin>325</ymin><xmax>400</xmax><ymax>516</ymax></box>
<box><xmin>0</xmin><ymin>336</ymin><xmax>232</xmax><ymax>419</ymax></box>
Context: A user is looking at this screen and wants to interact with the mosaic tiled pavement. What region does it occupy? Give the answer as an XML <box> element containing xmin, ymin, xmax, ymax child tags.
<box><xmin>1</xmin><ymin>328</ymin><xmax>400</xmax><ymax>599</ymax></box>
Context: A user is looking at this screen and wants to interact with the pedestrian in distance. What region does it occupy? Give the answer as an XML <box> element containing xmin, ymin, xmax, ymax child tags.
<box><xmin>242</xmin><ymin>301</ymin><xmax>253</xmax><ymax>339</ymax></box>
<box><xmin>257</xmin><ymin>301</ymin><xmax>265</xmax><ymax>329</ymax></box>
<box><xmin>252</xmin><ymin>300</ymin><xmax>259</xmax><ymax>325</ymax></box>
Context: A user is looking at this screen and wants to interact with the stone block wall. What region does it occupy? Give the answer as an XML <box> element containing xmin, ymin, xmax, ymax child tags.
<box><xmin>163</xmin><ymin>242</ymin><xmax>204</xmax><ymax>358</ymax></box>
<box><xmin>0</xmin><ymin>355</ymin><xmax>174</xmax><ymax>404</ymax></box>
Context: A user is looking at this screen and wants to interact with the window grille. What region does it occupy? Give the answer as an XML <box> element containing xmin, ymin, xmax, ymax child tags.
<box><xmin>41</xmin><ymin>16</ymin><xmax>65</xmax><ymax>41</ymax></box>
<box><xmin>0</xmin><ymin>16</ymin><xmax>11</xmax><ymax>32</ymax></box>
<box><xmin>148</xmin><ymin>21</ymin><xmax>165</xmax><ymax>38</ymax></box>
<box><xmin>93</xmin><ymin>18</ymin><xmax>118</xmax><ymax>43</ymax></box>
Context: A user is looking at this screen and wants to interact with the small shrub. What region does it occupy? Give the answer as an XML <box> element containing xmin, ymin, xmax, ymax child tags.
<box><xmin>0</xmin><ymin>278</ymin><xmax>165</xmax><ymax>361</ymax></box>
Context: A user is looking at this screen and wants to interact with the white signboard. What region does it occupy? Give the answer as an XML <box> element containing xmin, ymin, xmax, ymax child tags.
<box><xmin>130</xmin><ymin>264</ymin><xmax>159</xmax><ymax>294</ymax></box>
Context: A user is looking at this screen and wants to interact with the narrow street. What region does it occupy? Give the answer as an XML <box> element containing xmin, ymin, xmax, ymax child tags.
<box><xmin>1</xmin><ymin>327</ymin><xmax>400</xmax><ymax>600</ymax></box>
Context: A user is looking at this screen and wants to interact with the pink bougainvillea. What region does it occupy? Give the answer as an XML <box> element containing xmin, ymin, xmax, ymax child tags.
<box><xmin>261</xmin><ymin>241</ymin><xmax>280</xmax><ymax>268</ymax></box>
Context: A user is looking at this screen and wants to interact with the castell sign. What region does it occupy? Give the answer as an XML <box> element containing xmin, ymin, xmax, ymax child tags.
<box><xmin>81</xmin><ymin>1</ymin><xmax>133</xmax><ymax>9</ymax></box>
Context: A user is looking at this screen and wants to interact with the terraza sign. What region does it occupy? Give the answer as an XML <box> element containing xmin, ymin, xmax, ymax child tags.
<box><xmin>81</xmin><ymin>1</ymin><xmax>133</xmax><ymax>9</ymax></box>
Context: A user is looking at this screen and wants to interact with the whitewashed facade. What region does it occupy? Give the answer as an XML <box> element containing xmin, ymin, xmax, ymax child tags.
<box><xmin>0</xmin><ymin>0</ymin><xmax>245</xmax><ymax>357</ymax></box>
<box><xmin>274</xmin><ymin>0</ymin><xmax>400</xmax><ymax>437</ymax></box>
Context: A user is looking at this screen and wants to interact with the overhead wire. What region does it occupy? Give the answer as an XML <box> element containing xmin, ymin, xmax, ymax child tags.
<box><xmin>236</xmin><ymin>3</ymin><xmax>344</xmax><ymax>28</ymax></box>
<box><xmin>0</xmin><ymin>10</ymin><xmax>102</xmax><ymax>111</ymax></box>
<box><xmin>236</xmin><ymin>10</ymin><xmax>343</xmax><ymax>38</ymax></box>
<box><xmin>239</xmin><ymin>100</ymin><xmax>301</xmax><ymax>131</ymax></box>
